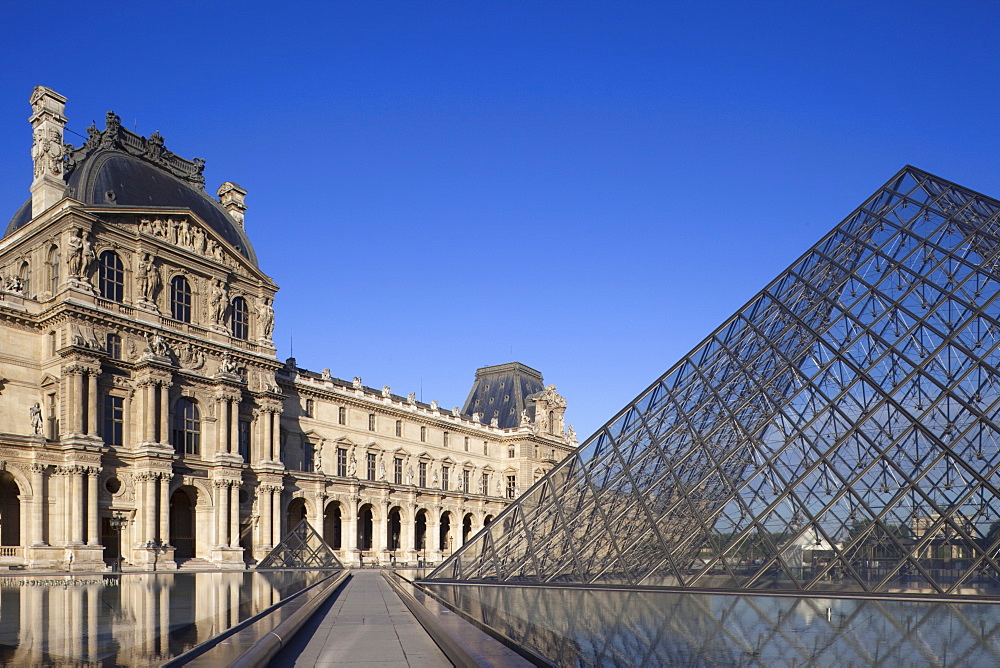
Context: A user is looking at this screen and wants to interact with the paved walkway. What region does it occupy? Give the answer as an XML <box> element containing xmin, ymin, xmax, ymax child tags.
<box><xmin>271</xmin><ymin>569</ymin><xmax>451</xmax><ymax>667</ymax></box>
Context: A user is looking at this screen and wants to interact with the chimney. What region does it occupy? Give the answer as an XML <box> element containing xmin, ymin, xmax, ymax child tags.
<box><xmin>217</xmin><ymin>182</ymin><xmax>247</xmax><ymax>227</ymax></box>
<box><xmin>29</xmin><ymin>86</ymin><xmax>68</xmax><ymax>217</ymax></box>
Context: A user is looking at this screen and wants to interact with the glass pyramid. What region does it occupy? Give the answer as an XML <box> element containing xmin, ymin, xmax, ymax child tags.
<box><xmin>257</xmin><ymin>520</ymin><xmax>344</xmax><ymax>569</ymax></box>
<box><xmin>427</xmin><ymin>166</ymin><xmax>1000</xmax><ymax>596</ymax></box>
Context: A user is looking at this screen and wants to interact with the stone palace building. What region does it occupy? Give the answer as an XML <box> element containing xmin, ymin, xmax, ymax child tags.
<box><xmin>0</xmin><ymin>86</ymin><xmax>576</xmax><ymax>570</ymax></box>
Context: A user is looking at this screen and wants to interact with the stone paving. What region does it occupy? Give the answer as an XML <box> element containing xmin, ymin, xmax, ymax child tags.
<box><xmin>271</xmin><ymin>569</ymin><xmax>451</xmax><ymax>667</ymax></box>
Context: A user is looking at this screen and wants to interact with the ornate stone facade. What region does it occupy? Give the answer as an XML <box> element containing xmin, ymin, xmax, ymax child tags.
<box><xmin>0</xmin><ymin>87</ymin><xmax>576</xmax><ymax>570</ymax></box>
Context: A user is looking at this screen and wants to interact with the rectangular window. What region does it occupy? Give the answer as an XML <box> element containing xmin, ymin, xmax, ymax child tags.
<box><xmin>394</xmin><ymin>457</ymin><xmax>403</xmax><ymax>485</ymax></box>
<box><xmin>238</xmin><ymin>420</ymin><xmax>251</xmax><ymax>462</ymax></box>
<box><xmin>106</xmin><ymin>333</ymin><xmax>121</xmax><ymax>360</ymax></box>
<box><xmin>483</xmin><ymin>441</ymin><xmax>489</xmax><ymax>456</ymax></box>
<box><xmin>47</xmin><ymin>392</ymin><xmax>58</xmax><ymax>439</ymax></box>
<box><xmin>442</xmin><ymin>465</ymin><xmax>450</xmax><ymax>492</ymax></box>
<box><xmin>338</xmin><ymin>407</ymin><xmax>346</xmax><ymax>425</ymax></box>
<box><xmin>337</xmin><ymin>447</ymin><xmax>348</xmax><ymax>477</ymax></box>
<box><xmin>367</xmin><ymin>452</ymin><xmax>376</xmax><ymax>481</ymax></box>
<box><xmin>303</xmin><ymin>440</ymin><xmax>314</xmax><ymax>472</ymax></box>
<box><xmin>462</xmin><ymin>469</ymin><xmax>470</xmax><ymax>493</ymax></box>
<box><xmin>102</xmin><ymin>395</ymin><xmax>123</xmax><ymax>446</ymax></box>
<box><xmin>443</xmin><ymin>431</ymin><xmax>449</xmax><ymax>447</ymax></box>
<box><xmin>304</xmin><ymin>399</ymin><xmax>313</xmax><ymax>417</ymax></box>
<box><xmin>368</xmin><ymin>414</ymin><xmax>376</xmax><ymax>431</ymax></box>
<box><xmin>506</xmin><ymin>475</ymin><xmax>517</xmax><ymax>499</ymax></box>
<box><xmin>508</xmin><ymin>446</ymin><xmax>515</xmax><ymax>458</ymax></box>
<box><xmin>420</xmin><ymin>426</ymin><xmax>426</xmax><ymax>442</ymax></box>
<box><xmin>419</xmin><ymin>461</ymin><xmax>427</xmax><ymax>487</ymax></box>
<box><xmin>464</xmin><ymin>436</ymin><xmax>470</xmax><ymax>452</ymax></box>
<box><xmin>395</xmin><ymin>420</ymin><xmax>402</xmax><ymax>437</ymax></box>
<box><xmin>481</xmin><ymin>473</ymin><xmax>489</xmax><ymax>496</ymax></box>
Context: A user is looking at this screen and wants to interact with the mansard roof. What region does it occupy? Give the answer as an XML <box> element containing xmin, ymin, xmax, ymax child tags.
<box><xmin>461</xmin><ymin>362</ymin><xmax>546</xmax><ymax>429</ymax></box>
<box><xmin>4</xmin><ymin>112</ymin><xmax>258</xmax><ymax>267</ymax></box>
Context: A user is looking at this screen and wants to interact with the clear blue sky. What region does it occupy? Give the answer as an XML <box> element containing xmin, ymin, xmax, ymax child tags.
<box><xmin>1</xmin><ymin>1</ymin><xmax>999</xmax><ymax>439</ymax></box>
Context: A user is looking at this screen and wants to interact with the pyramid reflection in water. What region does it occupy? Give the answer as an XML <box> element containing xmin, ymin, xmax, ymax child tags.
<box><xmin>428</xmin><ymin>167</ymin><xmax>1000</xmax><ymax>596</ymax></box>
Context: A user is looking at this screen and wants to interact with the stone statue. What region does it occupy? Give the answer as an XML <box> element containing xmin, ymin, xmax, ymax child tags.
<box><xmin>478</xmin><ymin>475</ymin><xmax>485</xmax><ymax>495</ymax></box>
<box><xmin>382</xmin><ymin>385</ymin><xmax>391</xmax><ymax>398</ymax></box>
<box><xmin>352</xmin><ymin>377</ymin><xmax>363</xmax><ymax>389</ymax></box>
<box><xmin>407</xmin><ymin>465</ymin><xmax>414</xmax><ymax>485</ymax></box>
<box><xmin>430</xmin><ymin>400</ymin><xmax>438</xmax><ymax>411</ymax></box>
<box><xmin>407</xmin><ymin>392</ymin><xmax>416</xmax><ymax>405</ymax></box>
<box><xmin>490</xmin><ymin>417</ymin><xmax>499</xmax><ymax>428</ymax></box>
<box><xmin>67</xmin><ymin>228</ymin><xmax>87</xmax><ymax>277</ymax></box>
<box><xmin>29</xmin><ymin>402</ymin><xmax>43</xmax><ymax>435</ymax></box>
<box><xmin>520</xmin><ymin>409</ymin><xmax>531</xmax><ymax>427</ymax></box>
<box><xmin>379</xmin><ymin>459</ymin><xmax>386</xmax><ymax>481</ymax></box>
<box><xmin>260</xmin><ymin>297</ymin><xmax>275</xmax><ymax>339</ymax></box>
<box><xmin>138</xmin><ymin>253</ymin><xmax>161</xmax><ymax>301</ymax></box>
<box><xmin>347</xmin><ymin>454</ymin><xmax>357</xmax><ymax>478</ymax></box>
<box><xmin>432</xmin><ymin>469</ymin><xmax>439</xmax><ymax>488</ymax></box>
<box><xmin>496</xmin><ymin>478</ymin><xmax>502</xmax><ymax>495</ymax></box>
<box><xmin>210</xmin><ymin>279</ymin><xmax>228</xmax><ymax>325</ymax></box>
<box><xmin>568</xmin><ymin>424</ymin><xmax>577</xmax><ymax>441</ymax></box>
<box><xmin>32</xmin><ymin>127</ymin><xmax>64</xmax><ymax>178</ymax></box>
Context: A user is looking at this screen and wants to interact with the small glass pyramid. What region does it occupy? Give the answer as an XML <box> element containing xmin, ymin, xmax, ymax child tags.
<box><xmin>427</xmin><ymin>167</ymin><xmax>1000</xmax><ymax>596</ymax></box>
<box><xmin>257</xmin><ymin>520</ymin><xmax>344</xmax><ymax>569</ymax></box>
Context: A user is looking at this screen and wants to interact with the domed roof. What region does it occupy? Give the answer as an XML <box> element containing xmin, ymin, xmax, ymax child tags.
<box><xmin>4</xmin><ymin>114</ymin><xmax>258</xmax><ymax>267</ymax></box>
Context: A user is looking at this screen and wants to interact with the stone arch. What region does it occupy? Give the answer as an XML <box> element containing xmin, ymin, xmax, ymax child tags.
<box><xmin>169</xmin><ymin>485</ymin><xmax>198</xmax><ymax>559</ymax></box>
<box><xmin>462</xmin><ymin>512</ymin><xmax>475</xmax><ymax>545</ymax></box>
<box><xmin>0</xmin><ymin>471</ymin><xmax>20</xmax><ymax>547</ymax></box>
<box><xmin>357</xmin><ymin>503</ymin><xmax>375</xmax><ymax>551</ymax></box>
<box><xmin>287</xmin><ymin>497</ymin><xmax>308</xmax><ymax>533</ymax></box>
<box><xmin>170</xmin><ymin>476</ymin><xmax>214</xmax><ymax>506</ymax></box>
<box><xmin>387</xmin><ymin>506</ymin><xmax>403</xmax><ymax>551</ymax></box>
<box><xmin>414</xmin><ymin>508</ymin><xmax>429</xmax><ymax>553</ymax></box>
<box><xmin>439</xmin><ymin>510</ymin><xmax>453</xmax><ymax>553</ymax></box>
<box><xmin>323</xmin><ymin>500</ymin><xmax>342</xmax><ymax>549</ymax></box>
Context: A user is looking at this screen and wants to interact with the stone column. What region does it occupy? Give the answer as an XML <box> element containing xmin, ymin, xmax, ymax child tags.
<box><xmin>86</xmin><ymin>469</ymin><xmax>98</xmax><ymax>545</ymax></box>
<box><xmin>258</xmin><ymin>487</ymin><xmax>272</xmax><ymax>547</ymax></box>
<box><xmin>71</xmin><ymin>471</ymin><xmax>84</xmax><ymax>544</ymax></box>
<box><xmin>60</xmin><ymin>470</ymin><xmax>70</xmax><ymax>544</ymax></box>
<box><xmin>216</xmin><ymin>398</ymin><xmax>226</xmax><ymax>455</ymax></box>
<box><xmin>86</xmin><ymin>372</ymin><xmax>98</xmax><ymax>436</ymax></box>
<box><xmin>159</xmin><ymin>474</ymin><xmax>170</xmax><ymax>544</ymax></box>
<box><xmin>230</xmin><ymin>400</ymin><xmax>239</xmax><ymax>456</ymax></box>
<box><xmin>158</xmin><ymin>382</ymin><xmax>169</xmax><ymax>444</ymax></box>
<box><xmin>401</xmin><ymin>507</ymin><xmax>414</xmax><ymax>556</ymax></box>
<box><xmin>428</xmin><ymin>514</ymin><xmax>441</xmax><ymax>562</ymax></box>
<box><xmin>229</xmin><ymin>484</ymin><xmax>240</xmax><ymax>548</ymax></box>
<box><xmin>344</xmin><ymin>507</ymin><xmax>358</xmax><ymax>556</ymax></box>
<box><xmin>144</xmin><ymin>383</ymin><xmax>156</xmax><ymax>442</ymax></box>
<box><xmin>145</xmin><ymin>474</ymin><xmax>156</xmax><ymax>543</ymax></box>
<box><xmin>264</xmin><ymin>410</ymin><xmax>274</xmax><ymax>460</ymax></box>
<box><xmin>30</xmin><ymin>464</ymin><xmax>46</xmax><ymax>546</ymax></box>
<box><xmin>72</xmin><ymin>372</ymin><xmax>84</xmax><ymax>434</ymax></box>
<box><xmin>215</xmin><ymin>482</ymin><xmax>228</xmax><ymax>547</ymax></box>
<box><xmin>123</xmin><ymin>391</ymin><xmax>132</xmax><ymax>447</ymax></box>
<box><xmin>271</xmin><ymin>489</ymin><xmax>281</xmax><ymax>545</ymax></box>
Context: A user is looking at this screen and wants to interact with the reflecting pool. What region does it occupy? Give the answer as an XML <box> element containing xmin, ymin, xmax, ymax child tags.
<box><xmin>0</xmin><ymin>570</ymin><xmax>328</xmax><ymax>666</ymax></box>
<box><xmin>421</xmin><ymin>583</ymin><xmax>1000</xmax><ymax>666</ymax></box>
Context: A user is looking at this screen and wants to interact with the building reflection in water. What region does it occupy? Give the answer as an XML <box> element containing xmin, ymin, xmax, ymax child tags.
<box><xmin>422</xmin><ymin>584</ymin><xmax>1000</xmax><ymax>666</ymax></box>
<box><xmin>0</xmin><ymin>571</ymin><xmax>323</xmax><ymax>665</ymax></box>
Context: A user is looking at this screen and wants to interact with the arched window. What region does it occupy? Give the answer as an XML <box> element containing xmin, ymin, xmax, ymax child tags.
<box><xmin>47</xmin><ymin>245</ymin><xmax>59</xmax><ymax>295</ymax></box>
<box><xmin>98</xmin><ymin>251</ymin><xmax>124</xmax><ymax>302</ymax></box>
<box><xmin>18</xmin><ymin>261</ymin><xmax>30</xmax><ymax>298</ymax></box>
<box><xmin>230</xmin><ymin>296</ymin><xmax>248</xmax><ymax>340</ymax></box>
<box><xmin>170</xmin><ymin>275</ymin><xmax>192</xmax><ymax>322</ymax></box>
<box><xmin>171</xmin><ymin>398</ymin><xmax>200</xmax><ymax>456</ymax></box>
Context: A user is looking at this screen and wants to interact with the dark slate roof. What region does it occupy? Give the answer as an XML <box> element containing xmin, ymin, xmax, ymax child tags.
<box><xmin>4</xmin><ymin>115</ymin><xmax>257</xmax><ymax>267</ymax></box>
<box><xmin>461</xmin><ymin>362</ymin><xmax>545</xmax><ymax>429</ymax></box>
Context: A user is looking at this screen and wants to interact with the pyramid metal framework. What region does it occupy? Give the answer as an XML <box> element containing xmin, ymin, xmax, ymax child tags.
<box><xmin>257</xmin><ymin>520</ymin><xmax>344</xmax><ymax>569</ymax></box>
<box><xmin>427</xmin><ymin>167</ymin><xmax>1000</xmax><ymax>596</ymax></box>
